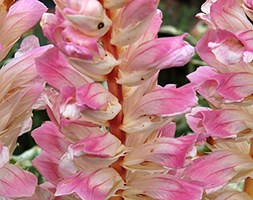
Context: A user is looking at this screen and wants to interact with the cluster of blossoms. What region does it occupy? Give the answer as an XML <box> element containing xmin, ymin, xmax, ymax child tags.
<box><xmin>1</xmin><ymin>0</ymin><xmax>253</xmax><ymax>199</ymax></box>
<box><xmin>0</xmin><ymin>0</ymin><xmax>53</xmax><ymax>198</ymax></box>
<box><xmin>186</xmin><ymin>0</ymin><xmax>253</xmax><ymax>199</ymax></box>
<box><xmin>32</xmin><ymin>0</ymin><xmax>203</xmax><ymax>199</ymax></box>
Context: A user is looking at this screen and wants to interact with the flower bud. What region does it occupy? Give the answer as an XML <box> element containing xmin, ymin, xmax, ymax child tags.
<box><xmin>54</xmin><ymin>0</ymin><xmax>112</xmax><ymax>37</ymax></box>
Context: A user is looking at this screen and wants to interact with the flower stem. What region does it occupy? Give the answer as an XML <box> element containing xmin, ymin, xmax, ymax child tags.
<box><xmin>101</xmin><ymin>7</ymin><xmax>126</xmax><ymax>187</ymax></box>
<box><xmin>107</xmin><ymin>67</ymin><xmax>125</xmax><ymax>143</ymax></box>
<box><xmin>243</xmin><ymin>138</ymin><xmax>253</xmax><ymax>197</ymax></box>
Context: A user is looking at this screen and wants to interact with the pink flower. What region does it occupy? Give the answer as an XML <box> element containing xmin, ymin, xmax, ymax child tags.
<box><xmin>0</xmin><ymin>144</ymin><xmax>37</xmax><ymax>198</ymax></box>
<box><xmin>0</xmin><ymin>0</ymin><xmax>47</xmax><ymax>61</ymax></box>
<box><xmin>41</xmin><ymin>11</ymin><xmax>100</xmax><ymax>60</ymax></box>
<box><xmin>41</xmin><ymin>11</ymin><xmax>118</xmax><ymax>81</ymax></box>
<box><xmin>55</xmin><ymin>168</ymin><xmax>124</xmax><ymax>200</ymax></box>
<box><xmin>187</xmin><ymin>107</ymin><xmax>253</xmax><ymax>139</ymax></box>
<box><xmin>58</xmin><ymin>83</ymin><xmax>122</xmax><ymax>123</ymax></box>
<box><xmin>123</xmin><ymin>174</ymin><xmax>203</xmax><ymax>200</ymax></box>
<box><xmin>118</xmin><ymin>34</ymin><xmax>194</xmax><ymax>86</ymax></box>
<box><xmin>197</xmin><ymin>0</ymin><xmax>252</xmax><ymax>31</ymax></box>
<box><xmin>36</xmin><ymin>48</ymin><xmax>92</xmax><ymax>91</ymax></box>
<box><xmin>123</xmin><ymin>134</ymin><xmax>197</xmax><ymax>171</ymax></box>
<box><xmin>196</xmin><ymin>29</ymin><xmax>253</xmax><ymax>68</ymax></box>
<box><xmin>188</xmin><ymin>66</ymin><xmax>253</xmax><ymax>104</ymax></box>
<box><xmin>122</xmin><ymin>84</ymin><xmax>197</xmax><ymax>134</ymax></box>
<box><xmin>53</xmin><ymin>0</ymin><xmax>112</xmax><ymax>37</ymax></box>
<box><xmin>184</xmin><ymin>150</ymin><xmax>253</xmax><ymax>191</ymax></box>
<box><xmin>0</xmin><ymin>36</ymin><xmax>50</xmax><ymax>152</ymax></box>
<box><xmin>32</xmin><ymin>0</ymin><xmax>200</xmax><ymax>199</ymax></box>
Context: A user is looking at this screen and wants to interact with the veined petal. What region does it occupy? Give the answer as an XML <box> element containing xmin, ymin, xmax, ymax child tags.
<box><xmin>188</xmin><ymin>66</ymin><xmax>253</xmax><ymax>104</ymax></box>
<box><xmin>0</xmin><ymin>37</ymin><xmax>51</xmax><ymax>100</ymax></box>
<box><xmin>157</xmin><ymin>122</ymin><xmax>176</xmax><ymax>138</ymax></box>
<box><xmin>36</xmin><ymin>48</ymin><xmax>92</xmax><ymax>91</ymax></box>
<box><xmin>0</xmin><ymin>164</ymin><xmax>37</xmax><ymax>198</ymax></box>
<box><xmin>59</xmin><ymin>120</ymin><xmax>99</xmax><ymax>142</ymax></box>
<box><xmin>121</xmin><ymin>10</ymin><xmax>163</xmax><ymax>65</ymax></box>
<box><xmin>0</xmin><ymin>144</ymin><xmax>9</xmax><ymax>168</ymax></box>
<box><xmin>209</xmin><ymin>190</ymin><xmax>252</xmax><ymax>200</ymax></box>
<box><xmin>123</xmin><ymin>34</ymin><xmax>194</xmax><ymax>71</ymax></box>
<box><xmin>125</xmin><ymin>121</ymin><xmax>176</xmax><ymax>147</ymax></box>
<box><xmin>117</xmin><ymin>34</ymin><xmax>194</xmax><ymax>86</ymax></box>
<box><xmin>18</xmin><ymin>185</ymin><xmax>54</xmax><ymax>200</ymax></box>
<box><xmin>184</xmin><ymin>150</ymin><xmax>253</xmax><ymax>190</ymax></box>
<box><xmin>32</xmin><ymin>151</ymin><xmax>61</xmax><ymax>185</ymax></box>
<box><xmin>76</xmin><ymin>83</ymin><xmax>122</xmax><ymax>123</ymax></box>
<box><xmin>123</xmin><ymin>134</ymin><xmax>197</xmax><ymax>171</ymax></box>
<box><xmin>0</xmin><ymin>84</ymin><xmax>43</xmax><ymax>150</ymax></box>
<box><xmin>210</xmin><ymin>0</ymin><xmax>252</xmax><ymax>31</ymax></box>
<box><xmin>55</xmin><ymin>0</ymin><xmax>111</xmax><ymax>37</ymax></box>
<box><xmin>125</xmin><ymin>84</ymin><xmax>197</xmax><ymax>120</ymax></box>
<box><xmin>32</xmin><ymin>122</ymin><xmax>70</xmax><ymax>159</ymax></box>
<box><xmin>121</xmin><ymin>114</ymin><xmax>170</xmax><ymax>135</ymax></box>
<box><xmin>186</xmin><ymin>107</ymin><xmax>253</xmax><ymax>139</ymax></box>
<box><xmin>55</xmin><ymin>168</ymin><xmax>124</xmax><ymax>200</ymax></box>
<box><xmin>111</xmin><ymin>0</ymin><xmax>159</xmax><ymax>46</ymax></box>
<box><xmin>68</xmin><ymin>52</ymin><xmax>119</xmax><ymax>82</ymax></box>
<box><xmin>103</xmin><ymin>0</ymin><xmax>130</xmax><ymax>9</ymax></box>
<box><xmin>123</xmin><ymin>174</ymin><xmax>203</xmax><ymax>200</ymax></box>
<box><xmin>69</xmin><ymin>131</ymin><xmax>124</xmax><ymax>158</ymax></box>
<box><xmin>0</xmin><ymin>0</ymin><xmax>47</xmax><ymax>61</ymax></box>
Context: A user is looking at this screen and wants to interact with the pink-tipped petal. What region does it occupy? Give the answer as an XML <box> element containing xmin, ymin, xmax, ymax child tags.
<box><xmin>118</xmin><ymin>34</ymin><xmax>194</xmax><ymax>86</ymax></box>
<box><xmin>0</xmin><ymin>0</ymin><xmax>47</xmax><ymax>61</ymax></box>
<box><xmin>55</xmin><ymin>168</ymin><xmax>124</xmax><ymax>200</ymax></box>
<box><xmin>0</xmin><ymin>164</ymin><xmax>37</xmax><ymax>198</ymax></box>
<box><xmin>184</xmin><ymin>150</ymin><xmax>253</xmax><ymax>190</ymax></box>
<box><xmin>127</xmin><ymin>84</ymin><xmax>197</xmax><ymax>118</ymax></box>
<box><xmin>188</xmin><ymin>66</ymin><xmax>253</xmax><ymax>104</ymax></box>
<box><xmin>123</xmin><ymin>174</ymin><xmax>203</xmax><ymax>200</ymax></box>
<box><xmin>32</xmin><ymin>122</ymin><xmax>70</xmax><ymax>159</ymax></box>
<box><xmin>187</xmin><ymin>107</ymin><xmax>253</xmax><ymax>139</ymax></box>
<box><xmin>32</xmin><ymin>151</ymin><xmax>61</xmax><ymax>185</ymax></box>
<box><xmin>123</xmin><ymin>134</ymin><xmax>197</xmax><ymax>171</ymax></box>
<box><xmin>69</xmin><ymin>131</ymin><xmax>124</xmax><ymax>158</ymax></box>
<box><xmin>36</xmin><ymin>48</ymin><xmax>91</xmax><ymax>91</ymax></box>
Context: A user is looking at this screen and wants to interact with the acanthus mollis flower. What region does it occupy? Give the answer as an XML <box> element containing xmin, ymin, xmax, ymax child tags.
<box><xmin>196</xmin><ymin>29</ymin><xmax>253</xmax><ymax>70</ymax></box>
<box><xmin>0</xmin><ymin>143</ymin><xmax>38</xmax><ymax>198</ymax></box>
<box><xmin>187</xmin><ymin>66</ymin><xmax>253</xmax><ymax>105</ymax></box>
<box><xmin>196</xmin><ymin>0</ymin><xmax>252</xmax><ymax>31</ymax></box>
<box><xmin>40</xmin><ymin>5</ymin><xmax>118</xmax><ymax>81</ymax></box>
<box><xmin>187</xmin><ymin>0</ymin><xmax>253</xmax><ymax>198</ymax></box>
<box><xmin>117</xmin><ymin>34</ymin><xmax>194</xmax><ymax>86</ymax></box>
<box><xmin>0</xmin><ymin>2</ymin><xmax>52</xmax><ymax>199</ymax></box>
<box><xmin>0</xmin><ymin>35</ymin><xmax>51</xmax><ymax>153</ymax></box>
<box><xmin>0</xmin><ymin>0</ymin><xmax>47</xmax><ymax>61</ymax></box>
<box><xmin>33</xmin><ymin>0</ymin><xmax>201</xmax><ymax>199</ymax></box>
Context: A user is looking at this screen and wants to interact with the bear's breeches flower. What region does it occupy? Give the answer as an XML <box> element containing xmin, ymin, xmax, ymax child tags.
<box><xmin>31</xmin><ymin>0</ymin><xmax>201</xmax><ymax>197</ymax></box>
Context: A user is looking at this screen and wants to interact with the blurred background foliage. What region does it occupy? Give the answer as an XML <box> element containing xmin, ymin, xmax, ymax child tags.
<box><xmin>7</xmin><ymin>1</ymin><xmax>208</xmax><ymax>161</ymax></box>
